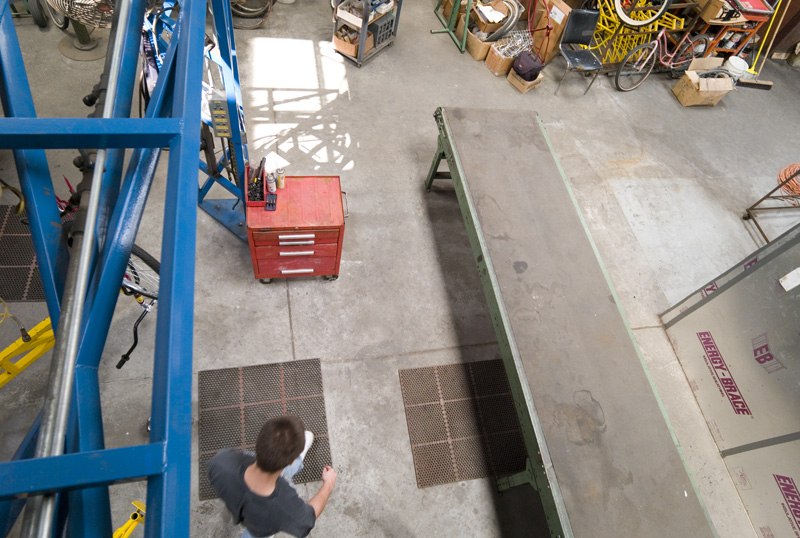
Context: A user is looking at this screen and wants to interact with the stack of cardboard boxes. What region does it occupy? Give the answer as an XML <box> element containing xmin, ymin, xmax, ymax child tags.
<box><xmin>452</xmin><ymin>0</ymin><xmax>572</xmax><ymax>93</ymax></box>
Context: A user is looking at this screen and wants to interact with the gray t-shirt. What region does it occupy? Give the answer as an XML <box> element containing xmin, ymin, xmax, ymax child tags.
<box><xmin>208</xmin><ymin>448</ymin><xmax>316</xmax><ymax>538</ymax></box>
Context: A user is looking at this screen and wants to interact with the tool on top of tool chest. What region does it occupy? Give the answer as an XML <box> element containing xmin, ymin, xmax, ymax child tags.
<box><xmin>246</xmin><ymin>154</ymin><xmax>288</xmax><ymax>210</ymax></box>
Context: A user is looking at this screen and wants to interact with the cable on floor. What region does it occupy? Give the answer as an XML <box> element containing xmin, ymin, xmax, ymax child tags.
<box><xmin>0</xmin><ymin>297</ymin><xmax>31</xmax><ymax>342</ymax></box>
<box><xmin>778</xmin><ymin>163</ymin><xmax>800</xmax><ymax>205</ymax></box>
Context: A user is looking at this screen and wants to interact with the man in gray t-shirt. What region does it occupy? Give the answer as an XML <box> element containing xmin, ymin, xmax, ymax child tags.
<box><xmin>208</xmin><ymin>415</ymin><xmax>337</xmax><ymax>538</ymax></box>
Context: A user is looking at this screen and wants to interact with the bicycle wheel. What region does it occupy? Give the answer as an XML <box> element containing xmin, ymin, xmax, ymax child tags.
<box><xmin>28</xmin><ymin>0</ymin><xmax>49</xmax><ymax>27</ymax></box>
<box><xmin>46</xmin><ymin>1</ymin><xmax>69</xmax><ymax>30</ymax></box>
<box><xmin>122</xmin><ymin>244</ymin><xmax>160</xmax><ymax>300</ymax></box>
<box><xmin>614</xmin><ymin>0</ymin><xmax>673</xmax><ymax>27</ymax></box>
<box><xmin>674</xmin><ymin>34</ymin><xmax>710</xmax><ymax>67</ymax></box>
<box><xmin>615</xmin><ymin>42</ymin><xmax>657</xmax><ymax>91</ymax></box>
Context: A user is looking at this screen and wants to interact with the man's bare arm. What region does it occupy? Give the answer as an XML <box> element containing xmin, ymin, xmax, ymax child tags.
<box><xmin>308</xmin><ymin>466</ymin><xmax>337</xmax><ymax>518</ymax></box>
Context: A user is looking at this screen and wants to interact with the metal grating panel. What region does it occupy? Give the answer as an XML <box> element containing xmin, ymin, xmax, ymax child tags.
<box><xmin>198</xmin><ymin>367</ymin><xmax>241</xmax><ymax>408</ymax></box>
<box><xmin>283</xmin><ymin>359</ymin><xmax>323</xmax><ymax>398</ymax></box>
<box><xmin>294</xmin><ymin>436</ymin><xmax>331</xmax><ymax>484</ymax></box>
<box><xmin>486</xmin><ymin>430</ymin><xmax>527</xmax><ymax>475</ymax></box>
<box><xmin>452</xmin><ymin>437</ymin><xmax>491</xmax><ymax>480</ymax></box>
<box><xmin>243</xmin><ymin>402</ymin><xmax>284</xmax><ymax>446</ymax></box>
<box><xmin>198</xmin><ymin>407</ymin><xmax>243</xmax><ymax>453</ymax></box>
<box><xmin>284</xmin><ymin>396</ymin><xmax>328</xmax><ymax>436</ymax></box>
<box><xmin>443</xmin><ymin>400</ymin><xmax>481</xmax><ymax>439</ymax></box>
<box><xmin>242</xmin><ymin>363</ymin><xmax>282</xmax><ymax>403</ymax></box>
<box><xmin>438</xmin><ymin>363</ymin><xmax>474</xmax><ymax>400</ymax></box>
<box><xmin>478</xmin><ymin>394</ymin><xmax>519</xmax><ymax>434</ymax></box>
<box><xmin>197</xmin><ymin>358</ymin><xmax>332</xmax><ymax>500</ymax></box>
<box><xmin>1</xmin><ymin>207</ymin><xmax>32</xmax><ymax>234</ymax></box>
<box><xmin>398</xmin><ymin>367</ymin><xmax>439</xmax><ymax>405</ymax></box>
<box><xmin>469</xmin><ymin>359</ymin><xmax>510</xmax><ymax>396</ymax></box>
<box><xmin>406</xmin><ymin>404</ymin><xmax>448</xmax><ymax>444</ymax></box>
<box><xmin>412</xmin><ymin>443</ymin><xmax>457</xmax><ymax>488</ymax></box>
<box><xmin>399</xmin><ymin>359</ymin><xmax>525</xmax><ymax>488</ymax></box>
<box><xmin>0</xmin><ymin>206</ymin><xmax>44</xmax><ymax>302</ymax></box>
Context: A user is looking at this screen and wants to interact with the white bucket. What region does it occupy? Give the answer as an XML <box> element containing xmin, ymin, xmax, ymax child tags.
<box><xmin>724</xmin><ymin>56</ymin><xmax>749</xmax><ymax>78</ymax></box>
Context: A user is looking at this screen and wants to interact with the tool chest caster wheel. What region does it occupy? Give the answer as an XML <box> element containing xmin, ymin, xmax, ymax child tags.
<box><xmin>259</xmin><ymin>278</ymin><xmax>273</xmax><ymax>284</ymax></box>
<box><xmin>323</xmin><ymin>274</ymin><xmax>339</xmax><ymax>281</ymax></box>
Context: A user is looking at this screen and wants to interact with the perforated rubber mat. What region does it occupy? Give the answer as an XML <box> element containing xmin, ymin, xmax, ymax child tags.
<box><xmin>197</xmin><ymin>358</ymin><xmax>332</xmax><ymax>500</ymax></box>
<box><xmin>0</xmin><ymin>206</ymin><xmax>45</xmax><ymax>302</ymax></box>
<box><xmin>399</xmin><ymin>359</ymin><xmax>526</xmax><ymax>488</ymax></box>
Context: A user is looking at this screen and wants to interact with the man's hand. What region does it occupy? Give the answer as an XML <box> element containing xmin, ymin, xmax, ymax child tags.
<box><xmin>309</xmin><ymin>466</ymin><xmax>338</xmax><ymax>518</ymax></box>
<box><xmin>322</xmin><ymin>466</ymin><xmax>337</xmax><ymax>488</ymax></box>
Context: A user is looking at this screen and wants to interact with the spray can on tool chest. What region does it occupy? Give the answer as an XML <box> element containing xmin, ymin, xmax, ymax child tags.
<box><xmin>276</xmin><ymin>168</ymin><xmax>286</xmax><ymax>189</ymax></box>
<box><xmin>266</xmin><ymin>171</ymin><xmax>277</xmax><ymax>193</ymax></box>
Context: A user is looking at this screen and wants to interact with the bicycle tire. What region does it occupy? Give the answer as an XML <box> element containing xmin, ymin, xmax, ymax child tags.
<box><xmin>46</xmin><ymin>1</ymin><xmax>69</xmax><ymax>30</ymax></box>
<box><xmin>674</xmin><ymin>34</ymin><xmax>710</xmax><ymax>67</ymax></box>
<box><xmin>122</xmin><ymin>244</ymin><xmax>160</xmax><ymax>300</ymax></box>
<box><xmin>615</xmin><ymin>42</ymin><xmax>657</xmax><ymax>91</ymax></box>
<box><xmin>28</xmin><ymin>0</ymin><xmax>49</xmax><ymax>27</ymax></box>
<box><xmin>614</xmin><ymin>0</ymin><xmax>673</xmax><ymax>27</ymax></box>
<box><xmin>231</xmin><ymin>0</ymin><xmax>272</xmax><ymax>18</ymax></box>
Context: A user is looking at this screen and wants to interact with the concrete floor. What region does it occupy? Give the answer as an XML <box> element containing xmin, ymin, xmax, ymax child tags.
<box><xmin>3</xmin><ymin>1</ymin><xmax>800</xmax><ymax>536</ymax></box>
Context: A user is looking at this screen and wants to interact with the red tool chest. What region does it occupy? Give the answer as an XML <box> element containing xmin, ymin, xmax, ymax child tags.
<box><xmin>246</xmin><ymin>176</ymin><xmax>345</xmax><ymax>282</ymax></box>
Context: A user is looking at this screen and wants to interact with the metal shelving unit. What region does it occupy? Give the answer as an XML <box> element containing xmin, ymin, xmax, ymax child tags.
<box><xmin>333</xmin><ymin>0</ymin><xmax>402</xmax><ymax>66</ymax></box>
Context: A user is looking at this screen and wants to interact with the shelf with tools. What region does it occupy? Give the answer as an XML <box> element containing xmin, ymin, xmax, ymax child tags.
<box><xmin>332</xmin><ymin>0</ymin><xmax>403</xmax><ymax>66</ymax></box>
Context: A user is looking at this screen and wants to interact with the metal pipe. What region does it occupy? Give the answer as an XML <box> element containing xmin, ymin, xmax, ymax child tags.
<box><xmin>20</xmin><ymin>0</ymin><xmax>135</xmax><ymax>535</ymax></box>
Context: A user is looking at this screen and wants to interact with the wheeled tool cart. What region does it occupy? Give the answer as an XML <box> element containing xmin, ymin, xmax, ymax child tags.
<box><xmin>246</xmin><ymin>176</ymin><xmax>346</xmax><ymax>283</ymax></box>
<box><xmin>332</xmin><ymin>0</ymin><xmax>403</xmax><ymax>66</ymax></box>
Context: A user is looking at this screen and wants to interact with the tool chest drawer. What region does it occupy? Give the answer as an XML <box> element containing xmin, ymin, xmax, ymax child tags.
<box><xmin>245</xmin><ymin>176</ymin><xmax>345</xmax><ymax>281</ymax></box>
<box><xmin>257</xmin><ymin>257</ymin><xmax>338</xmax><ymax>276</ymax></box>
<box><xmin>250</xmin><ymin>229</ymin><xmax>340</xmax><ymax>246</ymax></box>
<box><xmin>255</xmin><ymin>243</ymin><xmax>340</xmax><ymax>259</ymax></box>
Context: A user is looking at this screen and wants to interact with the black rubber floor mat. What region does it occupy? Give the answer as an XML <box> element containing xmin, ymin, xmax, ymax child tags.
<box><xmin>197</xmin><ymin>358</ymin><xmax>332</xmax><ymax>500</ymax></box>
<box><xmin>399</xmin><ymin>359</ymin><xmax>526</xmax><ymax>488</ymax></box>
<box><xmin>0</xmin><ymin>206</ymin><xmax>44</xmax><ymax>302</ymax></box>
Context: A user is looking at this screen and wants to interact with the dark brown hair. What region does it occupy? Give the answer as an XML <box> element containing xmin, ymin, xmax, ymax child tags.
<box><xmin>255</xmin><ymin>415</ymin><xmax>305</xmax><ymax>472</ymax></box>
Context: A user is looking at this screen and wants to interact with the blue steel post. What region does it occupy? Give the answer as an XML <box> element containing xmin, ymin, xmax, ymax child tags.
<box><xmin>197</xmin><ymin>0</ymin><xmax>249</xmax><ymax>241</ymax></box>
<box><xmin>144</xmin><ymin>0</ymin><xmax>205</xmax><ymax>533</ymax></box>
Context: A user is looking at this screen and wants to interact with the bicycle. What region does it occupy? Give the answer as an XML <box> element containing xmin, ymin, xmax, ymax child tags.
<box><xmin>614</xmin><ymin>27</ymin><xmax>709</xmax><ymax>91</ymax></box>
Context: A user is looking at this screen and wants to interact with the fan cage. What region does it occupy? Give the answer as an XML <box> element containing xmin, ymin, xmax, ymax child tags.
<box><xmin>44</xmin><ymin>0</ymin><xmax>115</xmax><ymax>28</ymax></box>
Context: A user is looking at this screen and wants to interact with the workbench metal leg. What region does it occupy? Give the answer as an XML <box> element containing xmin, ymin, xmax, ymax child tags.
<box><xmin>425</xmin><ymin>141</ymin><xmax>446</xmax><ymax>192</ymax></box>
<box><xmin>497</xmin><ymin>457</ymin><xmax>535</xmax><ymax>492</ymax></box>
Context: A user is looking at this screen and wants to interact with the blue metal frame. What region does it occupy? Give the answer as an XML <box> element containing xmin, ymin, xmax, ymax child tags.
<box><xmin>0</xmin><ymin>0</ymin><xmax>204</xmax><ymax>535</ymax></box>
<box><xmin>196</xmin><ymin>0</ymin><xmax>249</xmax><ymax>242</ymax></box>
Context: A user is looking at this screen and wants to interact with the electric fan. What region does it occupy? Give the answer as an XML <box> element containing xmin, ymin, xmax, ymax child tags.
<box><xmin>44</xmin><ymin>0</ymin><xmax>115</xmax><ymax>60</ymax></box>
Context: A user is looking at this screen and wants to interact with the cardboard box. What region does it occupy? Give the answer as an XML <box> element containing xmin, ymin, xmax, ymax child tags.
<box><xmin>507</xmin><ymin>69</ymin><xmax>544</xmax><ymax>93</ymax></box>
<box><xmin>456</xmin><ymin>14</ymin><xmax>492</xmax><ymax>60</ymax></box>
<box><xmin>472</xmin><ymin>0</ymin><xmax>509</xmax><ymax>33</ymax></box>
<box><xmin>333</xmin><ymin>29</ymin><xmax>374</xmax><ymax>57</ymax></box>
<box><xmin>485</xmin><ymin>42</ymin><xmax>515</xmax><ymax>76</ymax></box>
<box><xmin>442</xmin><ymin>0</ymin><xmax>467</xmax><ymax>19</ymax></box>
<box><xmin>531</xmin><ymin>0</ymin><xmax>572</xmax><ymax>64</ymax></box>
<box><xmin>700</xmin><ymin>0</ymin><xmax>747</xmax><ymax>23</ymax></box>
<box><xmin>337</xmin><ymin>0</ymin><xmax>393</xmax><ymax>28</ymax></box>
<box><xmin>672</xmin><ymin>57</ymin><xmax>734</xmax><ymax>106</ymax></box>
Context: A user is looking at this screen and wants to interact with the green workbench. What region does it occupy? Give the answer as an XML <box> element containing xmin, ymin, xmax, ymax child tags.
<box><xmin>425</xmin><ymin>107</ymin><xmax>718</xmax><ymax>538</ymax></box>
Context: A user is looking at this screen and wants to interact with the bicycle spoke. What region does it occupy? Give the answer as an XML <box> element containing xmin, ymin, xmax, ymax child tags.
<box><xmin>615</xmin><ymin>42</ymin><xmax>657</xmax><ymax>91</ymax></box>
<box><xmin>122</xmin><ymin>245</ymin><xmax>160</xmax><ymax>300</ymax></box>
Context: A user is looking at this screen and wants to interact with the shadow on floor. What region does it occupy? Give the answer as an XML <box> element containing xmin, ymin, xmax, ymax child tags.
<box><xmin>422</xmin><ymin>179</ymin><xmax>551</xmax><ymax>537</ymax></box>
